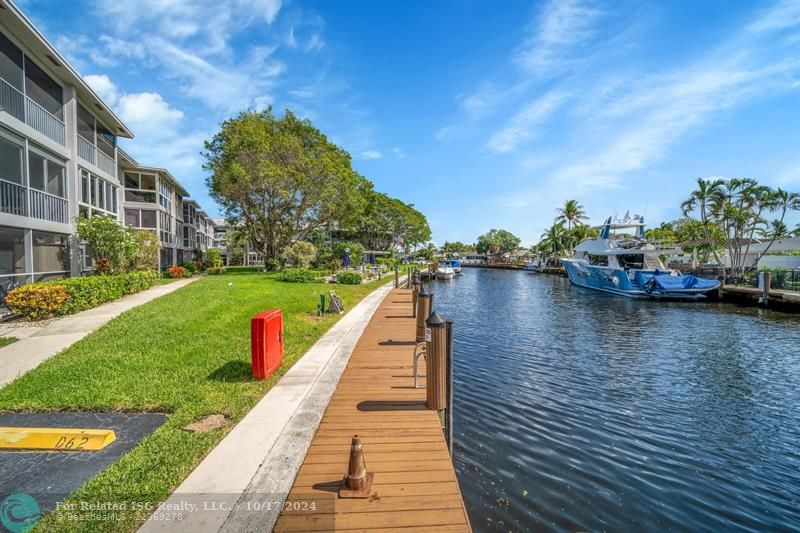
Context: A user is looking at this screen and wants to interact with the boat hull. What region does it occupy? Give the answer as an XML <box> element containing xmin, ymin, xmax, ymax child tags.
<box><xmin>562</xmin><ymin>260</ymin><xmax>719</xmax><ymax>299</ymax></box>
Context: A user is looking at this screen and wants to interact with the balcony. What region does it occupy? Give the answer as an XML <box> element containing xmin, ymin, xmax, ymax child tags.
<box><xmin>0</xmin><ymin>77</ymin><xmax>66</xmax><ymax>146</ymax></box>
<box><xmin>0</xmin><ymin>178</ymin><xmax>69</xmax><ymax>224</ymax></box>
<box><xmin>78</xmin><ymin>135</ymin><xmax>116</xmax><ymax>177</ymax></box>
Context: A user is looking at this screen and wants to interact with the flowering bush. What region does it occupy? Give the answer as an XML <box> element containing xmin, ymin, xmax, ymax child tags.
<box><xmin>168</xmin><ymin>264</ymin><xmax>188</xmax><ymax>279</ymax></box>
<box><xmin>5</xmin><ymin>285</ymin><xmax>70</xmax><ymax>319</ymax></box>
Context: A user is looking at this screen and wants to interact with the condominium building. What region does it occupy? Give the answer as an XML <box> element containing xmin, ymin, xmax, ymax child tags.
<box><xmin>0</xmin><ymin>0</ymin><xmax>217</xmax><ymax>284</ymax></box>
<box><xmin>0</xmin><ymin>0</ymin><xmax>132</xmax><ymax>285</ymax></box>
<box><xmin>118</xmin><ymin>149</ymin><xmax>188</xmax><ymax>269</ymax></box>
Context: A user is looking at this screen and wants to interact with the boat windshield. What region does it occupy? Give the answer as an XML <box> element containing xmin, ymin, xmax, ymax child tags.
<box><xmin>588</xmin><ymin>254</ymin><xmax>609</xmax><ymax>266</ymax></box>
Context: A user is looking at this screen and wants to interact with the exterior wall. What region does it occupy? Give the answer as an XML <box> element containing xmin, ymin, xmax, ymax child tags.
<box><xmin>0</xmin><ymin>21</ymin><xmax>123</xmax><ymax>285</ymax></box>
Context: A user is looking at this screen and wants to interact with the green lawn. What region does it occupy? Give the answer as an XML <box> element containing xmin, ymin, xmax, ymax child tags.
<box><xmin>0</xmin><ymin>272</ymin><xmax>392</xmax><ymax>532</ymax></box>
<box><xmin>0</xmin><ymin>336</ymin><xmax>18</xmax><ymax>348</ymax></box>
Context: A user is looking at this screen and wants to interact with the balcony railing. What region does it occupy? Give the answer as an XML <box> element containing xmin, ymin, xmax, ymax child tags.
<box><xmin>0</xmin><ymin>77</ymin><xmax>66</xmax><ymax>146</ymax></box>
<box><xmin>30</xmin><ymin>188</ymin><xmax>68</xmax><ymax>224</ymax></box>
<box><xmin>77</xmin><ymin>135</ymin><xmax>117</xmax><ymax>177</ymax></box>
<box><xmin>0</xmin><ymin>179</ymin><xmax>27</xmax><ymax>217</ymax></box>
<box><xmin>0</xmin><ymin>179</ymin><xmax>68</xmax><ymax>224</ymax></box>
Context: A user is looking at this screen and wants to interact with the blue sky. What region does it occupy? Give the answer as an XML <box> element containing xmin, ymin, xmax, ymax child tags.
<box><xmin>21</xmin><ymin>0</ymin><xmax>800</xmax><ymax>245</ymax></box>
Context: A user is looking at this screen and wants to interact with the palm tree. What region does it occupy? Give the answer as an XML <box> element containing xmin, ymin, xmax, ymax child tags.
<box><xmin>555</xmin><ymin>200</ymin><xmax>589</xmax><ymax>229</ymax></box>
<box><xmin>539</xmin><ymin>223</ymin><xmax>569</xmax><ymax>260</ymax></box>
<box><xmin>794</xmin><ymin>223</ymin><xmax>800</xmax><ymax>237</ymax></box>
<box><xmin>759</xmin><ymin>220</ymin><xmax>790</xmax><ymax>240</ymax></box>
<box><xmin>681</xmin><ymin>177</ymin><xmax>725</xmax><ymax>267</ymax></box>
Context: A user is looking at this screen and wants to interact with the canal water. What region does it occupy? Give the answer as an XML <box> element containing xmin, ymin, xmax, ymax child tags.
<box><xmin>430</xmin><ymin>268</ymin><xmax>800</xmax><ymax>532</ymax></box>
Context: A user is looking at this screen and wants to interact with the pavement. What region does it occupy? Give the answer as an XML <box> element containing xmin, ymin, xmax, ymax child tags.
<box><xmin>138</xmin><ymin>281</ymin><xmax>395</xmax><ymax>533</ymax></box>
<box><xmin>0</xmin><ymin>277</ymin><xmax>198</xmax><ymax>389</ymax></box>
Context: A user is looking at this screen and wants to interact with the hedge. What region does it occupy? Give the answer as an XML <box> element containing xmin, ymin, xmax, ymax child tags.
<box><xmin>6</xmin><ymin>270</ymin><xmax>159</xmax><ymax>319</ymax></box>
<box><xmin>276</xmin><ymin>268</ymin><xmax>318</xmax><ymax>283</ymax></box>
<box><xmin>335</xmin><ymin>271</ymin><xmax>363</xmax><ymax>285</ymax></box>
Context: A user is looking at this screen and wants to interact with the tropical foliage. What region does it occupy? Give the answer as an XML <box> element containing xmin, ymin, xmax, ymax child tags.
<box><xmin>475</xmin><ymin>229</ymin><xmax>521</xmax><ymax>256</ymax></box>
<box><xmin>555</xmin><ymin>199</ymin><xmax>589</xmax><ymax>229</ymax></box>
<box><xmin>283</xmin><ymin>241</ymin><xmax>317</xmax><ymax>269</ymax></box>
<box><xmin>76</xmin><ymin>215</ymin><xmax>138</xmax><ymax>274</ymax></box>
<box><xmin>682</xmin><ymin>178</ymin><xmax>799</xmax><ymax>277</ymax></box>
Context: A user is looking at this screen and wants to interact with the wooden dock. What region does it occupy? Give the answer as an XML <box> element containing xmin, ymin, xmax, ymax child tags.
<box><xmin>274</xmin><ymin>288</ymin><xmax>471</xmax><ymax>532</ymax></box>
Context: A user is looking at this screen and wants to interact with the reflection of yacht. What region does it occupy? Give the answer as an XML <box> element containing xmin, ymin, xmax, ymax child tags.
<box><xmin>561</xmin><ymin>216</ymin><xmax>720</xmax><ymax>299</ymax></box>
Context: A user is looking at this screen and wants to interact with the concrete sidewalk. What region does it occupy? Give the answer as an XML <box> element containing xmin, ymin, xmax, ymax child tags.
<box><xmin>0</xmin><ymin>277</ymin><xmax>198</xmax><ymax>389</ymax></box>
<box><xmin>139</xmin><ymin>281</ymin><xmax>394</xmax><ymax>533</ymax></box>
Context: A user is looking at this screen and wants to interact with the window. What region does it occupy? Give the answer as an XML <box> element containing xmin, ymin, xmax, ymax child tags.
<box><xmin>140</xmin><ymin>210</ymin><xmax>157</xmax><ymax>228</ymax></box>
<box><xmin>124</xmin><ymin>208</ymin><xmax>139</xmax><ymax>227</ymax></box>
<box><xmin>125</xmin><ymin>172</ymin><xmax>139</xmax><ymax>189</ymax></box>
<box><xmin>77</xmin><ymin>104</ymin><xmax>94</xmax><ymax>142</ymax></box>
<box><xmin>588</xmin><ymin>254</ymin><xmax>609</xmax><ymax>266</ymax></box>
<box><xmin>47</xmin><ymin>159</ymin><xmax>65</xmax><ymax>197</ymax></box>
<box><xmin>618</xmin><ymin>254</ymin><xmax>644</xmax><ymax>270</ymax></box>
<box><xmin>125</xmin><ymin>190</ymin><xmax>156</xmax><ymax>203</ymax></box>
<box><xmin>80</xmin><ymin>168</ymin><xmax>117</xmax><ymax>215</ymax></box>
<box><xmin>32</xmin><ymin>231</ymin><xmax>69</xmax><ymax>273</ymax></box>
<box><xmin>0</xmin><ymin>31</ymin><xmax>23</xmax><ymax>92</ymax></box>
<box><xmin>140</xmin><ymin>174</ymin><xmax>156</xmax><ymax>191</ymax></box>
<box><xmin>0</xmin><ymin>226</ymin><xmax>25</xmax><ymax>275</ymax></box>
<box><xmin>24</xmin><ymin>57</ymin><xmax>63</xmax><ymax>119</ymax></box>
<box><xmin>0</xmin><ymin>134</ymin><xmax>23</xmax><ymax>184</ymax></box>
<box><xmin>28</xmin><ymin>151</ymin><xmax>44</xmax><ymax>190</ymax></box>
<box><xmin>81</xmin><ymin>170</ymin><xmax>90</xmax><ymax>203</ymax></box>
<box><xmin>96</xmin><ymin>124</ymin><xmax>115</xmax><ymax>157</ymax></box>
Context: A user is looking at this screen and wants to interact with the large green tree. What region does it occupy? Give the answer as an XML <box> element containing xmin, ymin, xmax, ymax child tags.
<box><xmin>204</xmin><ymin>109</ymin><xmax>364</xmax><ymax>269</ymax></box>
<box><xmin>353</xmin><ymin>185</ymin><xmax>431</xmax><ymax>252</ymax></box>
<box><xmin>475</xmin><ymin>229</ymin><xmax>520</xmax><ymax>256</ymax></box>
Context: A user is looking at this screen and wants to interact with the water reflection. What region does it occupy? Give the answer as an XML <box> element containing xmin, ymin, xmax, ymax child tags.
<box><xmin>429</xmin><ymin>268</ymin><xmax>800</xmax><ymax>531</ymax></box>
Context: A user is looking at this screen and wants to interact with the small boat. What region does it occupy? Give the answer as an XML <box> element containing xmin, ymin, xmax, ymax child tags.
<box><xmin>441</xmin><ymin>259</ymin><xmax>462</xmax><ymax>274</ymax></box>
<box><xmin>436</xmin><ymin>266</ymin><xmax>456</xmax><ymax>280</ymax></box>
<box><xmin>524</xmin><ymin>259</ymin><xmax>541</xmax><ymax>271</ymax></box>
<box><xmin>561</xmin><ymin>216</ymin><xmax>720</xmax><ymax>299</ymax></box>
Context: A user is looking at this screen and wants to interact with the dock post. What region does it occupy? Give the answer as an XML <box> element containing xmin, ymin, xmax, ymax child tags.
<box><xmin>394</xmin><ymin>266</ymin><xmax>399</xmax><ymax>288</ymax></box>
<box><xmin>445</xmin><ymin>319</ymin><xmax>454</xmax><ymax>455</ymax></box>
<box><xmin>759</xmin><ymin>271</ymin><xmax>771</xmax><ymax>307</ymax></box>
<box><xmin>425</xmin><ymin>311</ymin><xmax>447</xmax><ymax>411</ymax></box>
<box><xmin>415</xmin><ymin>285</ymin><xmax>432</xmax><ymax>343</ymax></box>
<box><xmin>412</xmin><ymin>276</ymin><xmax>421</xmax><ymax>318</ymax></box>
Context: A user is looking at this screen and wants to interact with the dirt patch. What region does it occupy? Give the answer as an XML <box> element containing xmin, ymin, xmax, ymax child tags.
<box><xmin>184</xmin><ymin>414</ymin><xmax>228</xmax><ymax>433</ymax></box>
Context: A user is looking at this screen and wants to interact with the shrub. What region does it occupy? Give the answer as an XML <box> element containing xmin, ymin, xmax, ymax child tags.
<box><xmin>129</xmin><ymin>230</ymin><xmax>159</xmax><ymax>271</ymax></box>
<box><xmin>226</xmin><ymin>266</ymin><xmax>260</xmax><ymax>273</ymax></box>
<box><xmin>5</xmin><ymin>271</ymin><xmax>158</xmax><ymax>319</ymax></box>
<box><xmin>76</xmin><ymin>214</ymin><xmax>138</xmax><ymax>274</ymax></box>
<box><xmin>206</xmin><ymin>248</ymin><xmax>223</xmax><ymax>268</ymax></box>
<box><xmin>276</xmin><ymin>268</ymin><xmax>318</xmax><ymax>283</ymax></box>
<box><xmin>207</xmin><ymin>267</ymin><xmax>226</xmax><ymax>275</ymax></box>
<box><xmin>5</xmin><ymin>285</ymin><xmax>70</xmax><ymax>319</ymax></box>
<box><xmin>179</xmin><ymin>262</ymin><xmax>198</xmax><ymax>274</ymax></box>
<box><xmin>335</xmin><ymin>271</ymin><xmax>363</xmax><ymax>285</ymax></box>
<box><xmin>284</xmin><ymin>241</ymin><xmax>317</xmax><ymax>269</ymax></box>
<box><xmin>50</xmin><ymin>271</ymin><xmax>158</xmax><ymax>315</ymax></box>
<box><xmin>169</xmin><ymin>265</ymin><xmax>188</xmax><ymax>279</ymax></box>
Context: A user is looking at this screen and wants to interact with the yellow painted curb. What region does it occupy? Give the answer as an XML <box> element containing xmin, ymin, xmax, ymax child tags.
<box><xmin>0</xmin><ymin>427</ymin><xmax>117</xmax><ymax>451</ymax></box>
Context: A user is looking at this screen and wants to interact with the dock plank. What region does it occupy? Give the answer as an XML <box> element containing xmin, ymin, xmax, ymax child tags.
<box><xmin>274</xmin><ymin>288</ymin><xmax>471</xmax><ymax>532</ymax></box>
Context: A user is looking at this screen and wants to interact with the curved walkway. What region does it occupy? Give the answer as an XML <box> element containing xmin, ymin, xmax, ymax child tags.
<box><xmin>0</xmin><ymin>277</ymin><xmax>198</xmax><ymax>389</ymax></box>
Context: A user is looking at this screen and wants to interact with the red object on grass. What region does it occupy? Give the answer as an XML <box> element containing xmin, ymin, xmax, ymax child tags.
<box><xmin>251</xmin><ymin>309</ymin><xmax>283</xmax><ymax>379</ymax></box>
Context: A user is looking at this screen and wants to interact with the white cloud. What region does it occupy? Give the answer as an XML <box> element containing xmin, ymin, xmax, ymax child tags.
<box><xmin>515</xmin><ymin>0</ymin><xmax>604</xmax><ymax>75</ymax></box>
<box><xmin>358</xmin><ymin>150</ymin><xmax>382</xmax><ymax>160</ymax></box>
<box><xmin>487</xmin><ymin>90</ymin><xmax>570</xmax><ymax>153</ymax></box>
<box><xmin>117</xmin><ymin>92</ymin><xmax>184</xmax><ymax>139</ymax></box>
<box><xmin>84</xmin><ymin>74</ymin><xmax>119</xmax><ymax>106</ymax></box>
<box><xmin>305</xmin><ymin>34</ymin><xmax>325</xmax><ymax>52</ymax></box>
<box><xmin>391</xmin><ymin>147</ymin><xmax>407</xmax><ymax>159</ymax></box>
